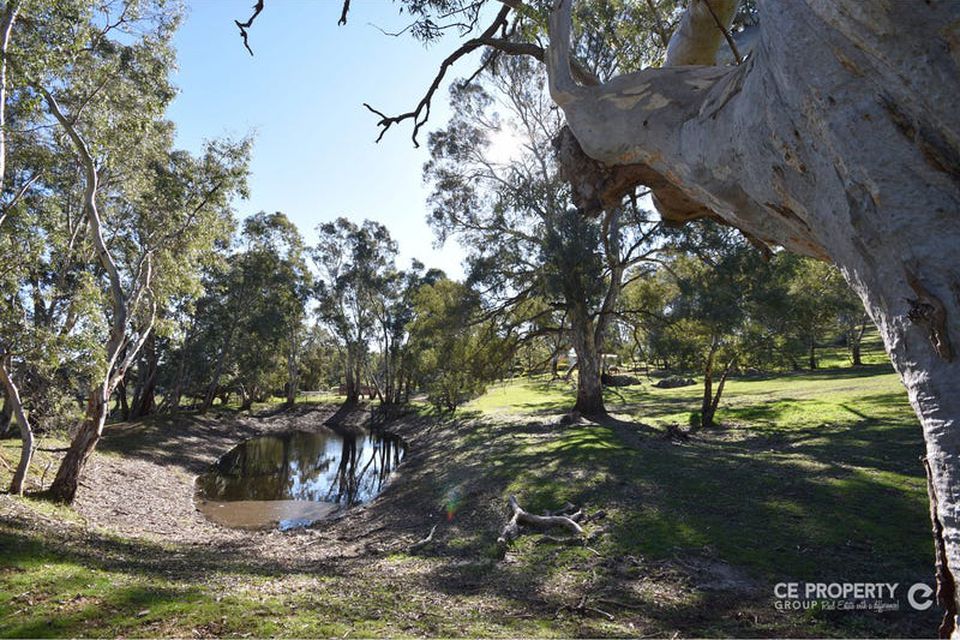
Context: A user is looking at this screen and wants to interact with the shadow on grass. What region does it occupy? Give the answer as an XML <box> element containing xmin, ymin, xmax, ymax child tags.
<box><xmin>407</xmin><ymin>384</ymin><xmax>933</xmax><ymax>637</ymax></box>
<box><xmin>0</xmin><ymin>514</ymin><xmax>344</xmax><ymax>585</ymax></box>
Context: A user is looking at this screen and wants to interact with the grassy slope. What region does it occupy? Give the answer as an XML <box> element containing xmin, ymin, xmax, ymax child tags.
<box><xmin>0</xmin><ymin>341</ymin><xmax>938</xmax><ymax>637</ymax></box>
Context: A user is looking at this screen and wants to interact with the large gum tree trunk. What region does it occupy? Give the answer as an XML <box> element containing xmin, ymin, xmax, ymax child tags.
<box><xmin>569</xmin><ymin>307</ymin><xmax>605</xmax><ymax>416</ymax></box>
<box><xmin>548</xmin><ymin>0</ymin><xmax>960</xmax><ymax>630</ymax></box>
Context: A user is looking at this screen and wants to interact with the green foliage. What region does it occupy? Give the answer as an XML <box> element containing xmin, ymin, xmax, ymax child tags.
<box><xmin>0</xmin><ymin>0</ymin><xmax>249</xmax><ymax>430</ymax></box>
<box><xmin>407</xmin><ymin>279</ymin><xmax>509</xmax><ymax>410</ymax></box>
<box><xmin>312</xmin><ymin>217</ymin><xmax>399</xmax><ymax>401</ymax></box>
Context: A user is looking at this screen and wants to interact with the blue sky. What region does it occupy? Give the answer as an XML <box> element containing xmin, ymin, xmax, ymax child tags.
<box><xmin>167</xmin><ymin>1</ymin><xmax>483</xmax><ymax>278</ymax></box>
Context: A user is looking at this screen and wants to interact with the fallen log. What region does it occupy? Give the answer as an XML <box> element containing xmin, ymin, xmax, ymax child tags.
<box><xmin>409</xmin><ymin>524</ymin><xmax>438</xmax><ymax>552</ymax></box>
<box><xmin>497</xmin><ymin>495</ymin><xmax>585</xmax><ymax>547</ymax></box>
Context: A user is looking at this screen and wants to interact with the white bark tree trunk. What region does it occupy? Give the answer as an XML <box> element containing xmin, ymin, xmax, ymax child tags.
<box><xmin>548</xmin><ymin>0</ymin><xmax>960</xmax><ymax>630</ymax></box>
<box><xmin>41</xmin><ymin>88</ymin><xmax>156</xmax><ymax>503</ymax></box>
<box><xmin>0</xmin><ymin>354</ymin><xmax>32</xmax><ymax>495</ymax></box>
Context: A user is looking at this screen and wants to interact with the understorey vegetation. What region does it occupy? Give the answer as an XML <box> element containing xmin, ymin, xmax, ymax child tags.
<box><xmin>1</xmin><ymin>0</ymin><xmax>955</xmax><ymax>636</ymax></box>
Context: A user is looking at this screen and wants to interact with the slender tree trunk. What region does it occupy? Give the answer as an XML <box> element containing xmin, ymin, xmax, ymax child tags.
<box><xmin>344</xmin><ymin>347</ymin><xmax>360</xmax><ymax>404</ymax></box>
<box><xmin>808</xmin><ymin>339</ymin><xmax>817</xmax><ymax>370</ymax></box>
<box><xmin>203</xmin><ymin>340</ymin><xmax>231</xmax><ymax>412</ymax></box>
<box><xmin>0</xmin><ymin>385</ymin><xmax>12</xmax><ymax>436</ymax></box>
<box><xmin>699</xmin><ymin>340</ymin><xmax>718</xmax><ymax>430</ymax></box>
<box><xmin>286</xmin><ymin>326</ymin><xmax>298</xmax><ymax>407</ymax></box>
<box><xmin>41</xmin><ymin>88</ymin><xmax>156</xmax><ymax>504</ymax></box>
<box><xmin>708</xmin><ymin>357</ymin><xmax>736</xmax><ymax>429</ymax></box>
<box><xmin>850</xmin><ymin>320</ymin><xmax>867</xmax><ymax>367</ymax></box>
<box><xmin>0</xmin><ymin>0</ymin><xmax>21</xmax><ymax>228</ymax></box>
<box><xmin>130</xmin><ymin>334</ymin><xmax>157</xmax><ymax>419</ymax></box>
<box><xmin>548</xmin><ymin>0</ymin><xmax>960</xmax><ymax>625</ymax></box>
<box><xmin>0</xmin><ymin>356</ymin><xmax>33</xmax><ymax>495</ymax></box>
<box><xmin>116</xmin><ymin>379</ymin><xmax>129</xmax><ymax>420</ymax></box>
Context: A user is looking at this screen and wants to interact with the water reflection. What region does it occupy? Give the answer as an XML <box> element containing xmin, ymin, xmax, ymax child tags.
<box><xmin>196</xmin><ymin>429</ymin><xmax>405</xmax><ymax>529</ymax></box>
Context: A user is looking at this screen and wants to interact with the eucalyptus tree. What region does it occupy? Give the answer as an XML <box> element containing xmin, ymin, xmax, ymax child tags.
<box><xmin>425</xmin><ymin>57</ymin><xmax>658</xmax><ymax>416</ymax></box>
<box><xmin>196</xmin><ymin>211</ymin><xmax>309</xmax><ymax>411</ymax></box>
<box><xmin>659</xmin><ymin>225</ymin><xmax>767</xmax><ymax>429</ymax></box>
<box><xmin>312</xmin><ymin>217</ymin><xmax>398</xmax><ymax>405</ymax></box>
<box><xmin>244</xmin><ymin>0</ymin><xmax>960</xmax><ymax>621</ymax></box>
<box><xmin>235</xmin><ymin>212</ymin><xmax>310</xmax><ymax>408</ymax></box>
<box><xmin>776</xmin><ymin>255</ymin><xmax>863</xmax><ymax>370</ymax></box>
<box><xmin>406</xmin><ymin>277</ymin><xmax>510</xmax><ymax>411</ymax></box>
<box><xmin>368</xmin><ymin>261</ymin><xmax>445</xmax><ymax>406</ymax></box>
<box><xmin>4</xmin><ymin>0</ymin><xmax>249</xmax><ymax>502</ymax></box>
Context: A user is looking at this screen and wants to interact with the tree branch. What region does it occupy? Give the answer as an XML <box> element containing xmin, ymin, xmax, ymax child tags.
<box><xmin>235</xmin><ymin>0</ymin><xmax>265</xmax><ymax>56</ymax></box>
<box><xmin>664</xmin><ymin>0</ymin><xmax>740</xmax><ymax>66</ymax></box>
<box><xmin>364</xmin><ymin>4</ymin><xmax>512</xmax><ymax>147</ymax></box>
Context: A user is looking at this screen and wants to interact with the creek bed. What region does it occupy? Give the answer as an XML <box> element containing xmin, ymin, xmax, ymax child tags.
<box><xmin>195</xmin><ymin>428</ymin><xmax>405</xmax><ymax>530</ymax></box>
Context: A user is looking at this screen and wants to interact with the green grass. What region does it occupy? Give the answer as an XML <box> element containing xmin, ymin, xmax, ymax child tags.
<box><xmin>0</xmin><ymin>337</ymin><xmax>937</xmax><ymax>637</ymax></box>
<box><xmin>454</xmin><ymin>360</ymin><xmax>933</xmax><ymax>635</ymax></box>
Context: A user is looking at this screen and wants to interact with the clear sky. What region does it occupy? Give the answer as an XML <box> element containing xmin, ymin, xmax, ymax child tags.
<box><xmin>167</xmin><ymin>1</ymin><xmax>483</xmax><ymax>278</ymax></box>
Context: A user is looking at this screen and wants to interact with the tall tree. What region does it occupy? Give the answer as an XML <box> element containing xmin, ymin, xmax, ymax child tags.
<box><xmin>312</xmin><ymin>217</ymin><xmax>398</xmax><ymax>405</ymax></box>
<box><xmin>426</xmin><ymin>58</ymin><xmax>659</xmax><ymax>416</ymax></box>
<box><xmin>8</xmin><ymin>0</ymin><xmax>249</xmax><ymax>501</ymax></box>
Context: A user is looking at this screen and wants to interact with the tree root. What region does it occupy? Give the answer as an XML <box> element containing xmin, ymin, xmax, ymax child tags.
<box><xmin>497</xmin><ymin>495</ymin><xmax>585</xmax><ymax>551</ymax></box>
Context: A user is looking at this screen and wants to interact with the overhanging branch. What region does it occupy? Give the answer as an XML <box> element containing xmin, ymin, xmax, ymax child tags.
<box><xmin>235</xmin><ymin>0</ymin><xmax>265</xmax><ymax>56</ymax></box>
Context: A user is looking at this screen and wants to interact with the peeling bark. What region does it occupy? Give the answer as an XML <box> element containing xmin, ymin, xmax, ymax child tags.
<box><xmin>547</xmin><ymin>0</ymin><xmax>960</xmax><ymax>625</ymax></box>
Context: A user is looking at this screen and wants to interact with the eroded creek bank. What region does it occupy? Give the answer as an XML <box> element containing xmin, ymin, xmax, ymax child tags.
<box><xmin>63</xmin><ymin>404</ymin><xmax>429</xmax><ymax>559</ymax></box>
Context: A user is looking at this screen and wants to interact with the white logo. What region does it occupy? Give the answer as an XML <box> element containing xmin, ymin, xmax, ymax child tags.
<box><xmin>907</xmin><ymin>583</ymin><xmax>934</xmax><ymax>610</ymax></box>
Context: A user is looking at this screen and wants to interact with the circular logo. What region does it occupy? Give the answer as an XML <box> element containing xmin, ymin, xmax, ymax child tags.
<box><xmin>908</xmin><ymin>583</ymin><xmax>934</xmax><ymax>610</ymax></box>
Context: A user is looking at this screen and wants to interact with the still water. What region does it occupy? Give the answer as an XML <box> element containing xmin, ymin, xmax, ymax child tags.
<box><xmin>195</xmin><ymin>429</ymin><xmax>405</xmax><ymax>530</ymax></box>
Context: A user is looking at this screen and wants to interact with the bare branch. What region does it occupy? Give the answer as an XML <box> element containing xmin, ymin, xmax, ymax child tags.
<box><xmin>338</xmin><ymin>0</ymin><xmax>350</xmax><ymax>27</ymax></box>
<box><xmin>363</xmin><ymin>4</ymin><xmax>512</xmax><ymax>147</ymax></box>
<box><xmin>235</xmin><ymin>0</ymin><xmax>265</xmax><ymax>56</ymax></box>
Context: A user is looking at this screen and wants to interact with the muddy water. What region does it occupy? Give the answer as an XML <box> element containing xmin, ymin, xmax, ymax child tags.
<box><xmin>196</xmin><ymin>429</ymin><xmax>405</xmax><ymax>530</ymax></box>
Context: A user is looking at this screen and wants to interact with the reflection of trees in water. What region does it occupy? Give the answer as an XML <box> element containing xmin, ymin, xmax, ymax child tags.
<box><xmin>198</xmin><ymin>430</ymin><xmax>405</xmax><ymax>504</ymax></box>
<box><xmin>327</xmin><ymin>434</ymin><xmax>404</xmax><ymax>505</ymax></box>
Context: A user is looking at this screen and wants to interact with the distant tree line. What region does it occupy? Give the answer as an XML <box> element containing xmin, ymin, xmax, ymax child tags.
<box><xmin>0</xmin><ymin>0</ymin><xmax>863</xmax><ymax>503</ymax></box>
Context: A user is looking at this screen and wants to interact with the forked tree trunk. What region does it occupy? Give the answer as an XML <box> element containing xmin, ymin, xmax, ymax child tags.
<box><xmin>703</xmin><ymin>355</ymin><xmax>735</xmax><ymax>430</ymax></box>
<box><xmin>41</xmin><ymin>88</ymin><xmax>155</xmax><ymax>504</ymax></box>
<box><xmin>547</xmin><ymin>0</ymin><xmax>960</xmax><ymax>628</ymax></box>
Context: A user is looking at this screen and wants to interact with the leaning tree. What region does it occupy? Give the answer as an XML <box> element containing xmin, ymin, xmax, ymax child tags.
<box><xmin>238</xmin><ymin>0</ymin><xmax>960</xmax><ymax>630</ymax></box>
